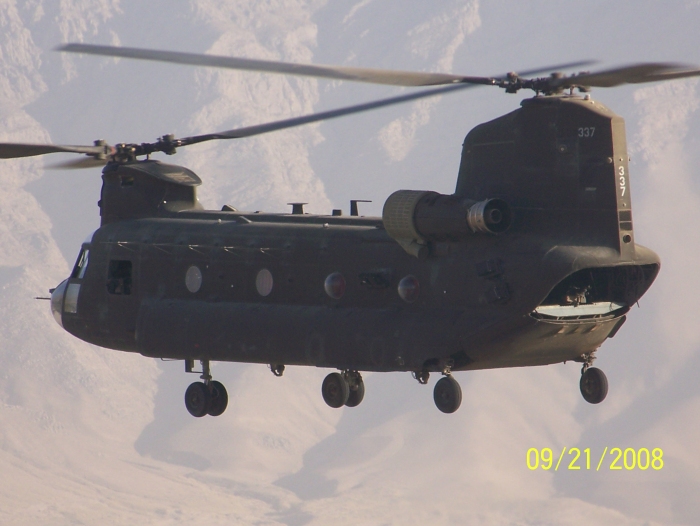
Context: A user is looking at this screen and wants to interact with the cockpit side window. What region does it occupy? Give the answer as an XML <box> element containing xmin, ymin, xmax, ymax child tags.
<box><xmin>71</xmin><ymin>248</ymin><xmax>90</xmax><ymax>279</ymax></box>
<box><xmin>107</xmin><ymin>260</ymin><xmax>132</xmax><ymax>295</ymax></box>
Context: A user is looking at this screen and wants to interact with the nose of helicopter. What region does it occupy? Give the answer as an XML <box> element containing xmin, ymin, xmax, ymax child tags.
<box><xmin>50</xmin><ymin>279</ymin><xmax>68</xmax><ymax>328</ymax></box>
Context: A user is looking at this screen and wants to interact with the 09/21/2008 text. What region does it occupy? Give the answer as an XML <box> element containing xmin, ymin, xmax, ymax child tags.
<box><xmin>526</xmin><ymin>447</ymin><xmax>663</xmax><ymax>471</ymax></box>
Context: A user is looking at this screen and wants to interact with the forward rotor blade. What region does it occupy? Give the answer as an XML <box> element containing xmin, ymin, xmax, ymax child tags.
<box><xmin>178</xmin><ymin>83</ymin><xmax>478</xmax><ymax>145</ymax></box>
<box><xmin>45</xmin><ymin>156</ymin><xmax>109</xmax><ymax>170</ymax></box>
<box><xmin>0</xmin><ymin>142</ymin><xmax>107</xmax><ymax>159</ymax></box>
<box><xmin>554</xmin><ymin>62</ymin><xmax>700</xmax><ymax>88</ymax></box>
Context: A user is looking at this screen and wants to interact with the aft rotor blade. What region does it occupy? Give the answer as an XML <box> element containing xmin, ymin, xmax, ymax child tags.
<box><xmin>0</xmin><ymin>142</ymin><xmax>107</xmax><ymax>159</ymax></box>
<box><xmin>172</xmin><ymin>60</ymin><xmax>596</xmax><ymax>145</ymax></box>
<box><xmin>554</xmin><ymin>62</ymin><xmax>700</xmax><ymax>88</ymax></box>
<box><xmin>58</xmin><ymin>43</ymin><xmax>595</xmax><ymax>88</ymax></box>
<box><xmin>58</xmin><ymin>43</ymin><xmax>488</xmax><ymax>86</ymax></box>
<box><xmin>516</xmin><ymin>61</ymin><xmax>597</xmax><ymax>78</ymax></box>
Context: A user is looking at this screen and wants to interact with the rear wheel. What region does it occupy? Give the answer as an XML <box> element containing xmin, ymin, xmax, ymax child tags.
<box><xmin>322</xmin><ymin>372</ymin><xmax>350</xmax><ymax>408</ymax></box>
<box><xmin>185</xmin><ymin>382</ymin><xmax>211</xmax><ymax>417</ymax></box>
<box><xmin>580</xmin><ymin>367</ymin><xmax>608</xmax><ymax>404</ymax></box>
<box><xmin>433</xmin><ymin>376</ymin><xmax>462</xmax><ymax>414</ymax></box>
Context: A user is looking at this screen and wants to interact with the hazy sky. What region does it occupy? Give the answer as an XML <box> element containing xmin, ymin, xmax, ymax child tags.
<box><xmin>1</xmin><ymin>1</ymin><xmax>699</xmax><ymax>524</ymax></box>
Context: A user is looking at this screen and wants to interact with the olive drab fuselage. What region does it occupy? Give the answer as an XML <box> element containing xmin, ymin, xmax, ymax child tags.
<box><xmin>52</xmin><ymin>95</ymin><xmax>660</xmax><ymax>374</ymax></box>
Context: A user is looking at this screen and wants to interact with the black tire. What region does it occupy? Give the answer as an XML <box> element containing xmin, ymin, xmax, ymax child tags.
<box><xmin>433</xmin><ymin>376</ymin><xmax>462</xmax><ymax>414</ymax></box>
<box><xmin>185</xmin><ymin>381</ymin><xmax>211</xmax><ymax>417</ymax></box>
<box><xmin>322</xmin><ymin>372</ymin><xmax>350</xmax><ymax>408</ymax></box>
<box><xmin>345</xmin><ymin>379</ymin><xmax>365</xmax><ymax>408</ymax></box>
<box><xmin>580</xmin><ymin>367</ymin><xmax>608</xmax><ymax>404</ymax></box>
<box><xmin>207</xmin><ymin>380</ymin><xmax>229</xmax><ymax>417</ymax></box>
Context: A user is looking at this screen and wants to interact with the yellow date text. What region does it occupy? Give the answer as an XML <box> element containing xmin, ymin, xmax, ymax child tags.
<box><xmin>526</xmin><ymin>447</ymin><xmax>664</xmax><ymax>471</ymax></box>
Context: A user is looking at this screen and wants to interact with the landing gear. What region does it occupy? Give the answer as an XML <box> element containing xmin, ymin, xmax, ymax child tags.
<box><xmin>578</xmin><ymin>353</ymin><xmax>608</xmax><ymax>404</ymax></box>
<box><xmin>207</xmin><ymin>380</ymin><xmax>229</xmax><ymax>416</ymax></box>
<box><xmin>184</xmin><ymin>359</ymin><xmax>229</xmax><ymax>417</ymax></box>
<box><xmin>433</xmin><ymin>375</ymin><xmax>462</xmax><ymax>413</ymax></box>
<box><xmin>580</xmin><ymin>367</ymin><xmax>608</xmax><ymax>404</ymax></box>
<box><xmin>269</xmin><ymin>364</ymin><xmax>285</xmax><ymax>377</ymax></box>
<box><xmin>344</xmin><ymin>371</ymin><xmax>365</xmax><ymax>408</ymax></box>
<box><xmin>321</xmin><ymin>372</ymin><xmax>349</xmax><ymax>408</ymax></box>
<box><xmin>412</xmin><ymin>370</ymin><xmax>430</xmax><ymax>385</ymax></box>
<box><xmin>321</xmin><ymin>370</ymin><xmax>365</xmax><ymax>408</ymax></box>
<box><xmin>184</xmin><ymin>381</ymin><xmax>211</xmax><ymax>417</ymax></box>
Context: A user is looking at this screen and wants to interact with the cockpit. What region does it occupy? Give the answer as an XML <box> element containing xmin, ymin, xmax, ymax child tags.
<box><xmin>50</xmin><ymin>231</ymin><xmax>95</xmax><ymax>328</ymax></box>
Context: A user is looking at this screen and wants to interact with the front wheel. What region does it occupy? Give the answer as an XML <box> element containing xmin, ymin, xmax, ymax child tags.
<box><xmin>322</xmin><ymin>372</ymin><xmax>350</xmax><ymax>408</ymax></box>
<box><xmin>207</xmin><ymin>380</ymin><xmax>229</xmax><ymax>416</ymax></box>
<box><xmin>185</xmin><ymin>382</ymin><xmax>211</xmax><ymax>417</ymax></box>
<box><xmin>345</xmin><ymin>379</ymin><xmax>365</xmax><ymax>408</ymax></box>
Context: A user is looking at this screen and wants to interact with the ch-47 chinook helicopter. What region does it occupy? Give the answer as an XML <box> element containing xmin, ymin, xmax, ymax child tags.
<box><xmin>3</xmin><ymin>44</ymin><xmax>699</xmax><ymax>417</ymax></box>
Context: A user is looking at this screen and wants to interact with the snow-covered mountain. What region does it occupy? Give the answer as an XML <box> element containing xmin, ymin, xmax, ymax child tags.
<box><xmin>1</xmin><ymin>0</ymin><xmax>699</xmax><ymax>524</ymax></box>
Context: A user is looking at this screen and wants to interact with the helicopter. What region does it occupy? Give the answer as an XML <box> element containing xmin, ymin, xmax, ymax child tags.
<box><xmin>3</xmin><ymin>44</ymin><xmax>699</xmax><ymax>417</ymax></box>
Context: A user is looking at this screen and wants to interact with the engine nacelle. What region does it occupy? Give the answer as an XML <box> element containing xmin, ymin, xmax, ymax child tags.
<box><xmin>382</xmin><ymin>190</ymin><xmax>511</xmax><ymax>257</ymax></box>
<box><xmin>466</xmin><ymin>197</ymin><xmax>512</xmax><ymax>234</ymax></box>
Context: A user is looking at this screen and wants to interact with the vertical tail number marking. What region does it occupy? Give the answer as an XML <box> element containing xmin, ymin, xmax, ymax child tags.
<box><xmin>618</xmin><ymin>165</ymin><xmax>626</xmax><ymax>197</ymax></box>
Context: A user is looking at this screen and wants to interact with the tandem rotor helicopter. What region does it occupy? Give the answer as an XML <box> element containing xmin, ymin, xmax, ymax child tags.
<box><xmin>3</xmin><ymin>43</ymin><xmax>699</xmax><ymax>416</ymax></box>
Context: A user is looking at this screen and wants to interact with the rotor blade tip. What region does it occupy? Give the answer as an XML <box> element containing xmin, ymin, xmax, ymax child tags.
<box><xmin>56</xmin><ymin>43</ymin><xmax>91</xmax><ymax>53</ymax></box>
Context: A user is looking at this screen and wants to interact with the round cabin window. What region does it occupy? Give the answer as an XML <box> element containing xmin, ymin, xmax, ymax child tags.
<box><xmin>256</xmin><ymin>268</ymin><xmax>273</xmax><ymax>297</ymax></box>
<box><xmin>398</xmin><ymin>275</ymin><xmax>420</xmax><ymax>303</ymax></box>
<box><xmin>185</xmin><ymin>266</ymin><xmax>202</xmax><ymax>293</ymax></box>
<box><xmin>324</xmin><ymin>272</ymin><xmax>346</xmax><ymax>299</ymax></box>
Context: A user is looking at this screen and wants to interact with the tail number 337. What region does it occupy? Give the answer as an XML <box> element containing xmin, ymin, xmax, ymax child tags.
<box><xmin>618</xmin><ymin>166</ymin><xmax>626</xmax><ymax>197</ymax></box>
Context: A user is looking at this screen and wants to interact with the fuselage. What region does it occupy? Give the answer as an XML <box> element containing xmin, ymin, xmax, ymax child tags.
<box><xmin>51</xmin><ymin>94</ymin><xmax>660</xmax><ymax>375</ymax></box>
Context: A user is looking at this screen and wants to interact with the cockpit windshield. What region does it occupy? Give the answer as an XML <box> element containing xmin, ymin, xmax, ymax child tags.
<box><xmin>71</xmin><ymin>247</ymin><xmax>90</xmax><ymax>279</ymax></box>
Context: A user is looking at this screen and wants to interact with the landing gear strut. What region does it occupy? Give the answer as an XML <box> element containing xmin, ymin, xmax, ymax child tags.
<box><xmin>412</xmin><ymin>370</ymin><xmax>430</xmax><ymax>385</ymax></box>
<box><xmin>184</xmin><ymin>359</ymin><xmax>229</xmax><ymax>417</ymax></box>
<box><xmin>269</xmin><ymin>364</ymin><xmax>285</xmax><ymax>377</ymax></box>
<box><xmin>579</xmin><ymin>353</ymin><xmax>608</xmax><ymax>404</ymax></box>
<box><xmin>321</xmin><ymin>370</ymin><xmax>365</xmax><ymax>408</ymax></box>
